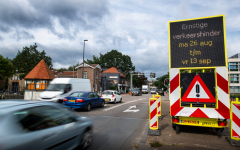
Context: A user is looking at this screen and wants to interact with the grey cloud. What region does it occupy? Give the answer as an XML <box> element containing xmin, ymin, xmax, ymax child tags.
<box><xmin>0</xmin><ymin>36</ymin><xmax>3</xmax><ymax>41</ymax></box>
<box><xmin>11</xmin><ymin>29</ymin><xmax>35</xmax><ymax>41</ymax></box>
<box><xmin>0</xmin><ymin>0</ymin><xmax>109</xmax><ymax>40</ymax></box>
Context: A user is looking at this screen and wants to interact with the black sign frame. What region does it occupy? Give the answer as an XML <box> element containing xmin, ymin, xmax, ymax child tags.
<box><xmin>169</xmin><ymin>15</ymin><xmax>227</xmax><ymax>68</ymax></box>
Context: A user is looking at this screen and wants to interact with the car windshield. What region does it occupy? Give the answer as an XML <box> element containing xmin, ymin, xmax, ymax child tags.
<box><xmin>69</xmin><ymin>92</ymin><xmax>85</xmax><ymax>97</ymax></box>
<box><xmin>45</xmin><ymin>84</ymin><xmax>69</xmax><ymax>92</ymax></box>
<box><xmin>142</xmin><ymin>89</ymin><xmax>147</xmax><ymax>90</ymax></box>
<box><xmin>151</xmin><ymin>89</ymin><xmax>156</xmax><ymax>91</ymax></box>
<box><xmin>102</xmin><ymin>91</ymin><xmax>113</xmax><ymax>94</ymax></box>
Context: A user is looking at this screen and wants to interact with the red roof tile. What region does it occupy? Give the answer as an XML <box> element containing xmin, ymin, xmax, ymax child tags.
<box><xmin>24</xmin><ymin>59</ymin><xmax>55</xmax><ymax>80</ymax></box>
<box><xmin>102</xmin><ymin>67</ymin><xmax>126</xmax><ymax>78</ymax></box>
<box><xmin>58</xmin><ymin>71</ymin><xmax>77</xmax><ymax>77</ymax></box>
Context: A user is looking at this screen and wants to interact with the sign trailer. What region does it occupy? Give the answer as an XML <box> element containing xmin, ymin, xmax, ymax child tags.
<box><xmin>169</xmin><ymin>15</ymin><xmax>230</xmax><ymax>137</ymax></box>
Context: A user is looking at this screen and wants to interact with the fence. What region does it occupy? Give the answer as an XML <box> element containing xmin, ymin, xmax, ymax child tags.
<box><xmin>0</xmin><ymin>86</ymin><xmax>25</xmax><ymax>100</ymax></box>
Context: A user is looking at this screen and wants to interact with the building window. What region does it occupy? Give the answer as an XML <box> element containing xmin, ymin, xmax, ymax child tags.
<box><xmin>229</xmin><ymin>62</ymin><xmax>239</xmax><ymax>71</ymax></box>
<box><xmin>96</xmin><ymin>72</ymin><xmax>98</xmax><ymax>79</ymax></box>
<box><xmin>84</xmin><ymin>71</ymin><xmax>87</xmax><ymax>79</ymax></box>
<box><xmin>230</xmin><ymin>74</ymin><xmax>239</xmax><ymax>83</ymax></box>
<box><xmin>230</xmin><ymin>86</ymin><xmax>240</xmax><ymax>93</ymax></box>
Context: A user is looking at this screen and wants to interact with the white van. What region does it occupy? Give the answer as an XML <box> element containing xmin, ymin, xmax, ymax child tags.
<box><xmin>38</xmin><ymin>78</ymin><xmax>91</xmax><ymax>103</ymax></box>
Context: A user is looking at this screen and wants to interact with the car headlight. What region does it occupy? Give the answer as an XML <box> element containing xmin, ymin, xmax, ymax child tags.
<box><xmin>55</xmin><ymin>95</ymin><xmax>60</xmax><ymax>98</ymax></box>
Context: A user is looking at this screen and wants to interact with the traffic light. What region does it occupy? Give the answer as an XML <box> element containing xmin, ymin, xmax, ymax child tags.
<box><xmin>164</xmin><ymin>78</ymin><xmax>169</xmax><ymax>87</ymax></box>
<box><xmin>150</xmin><ymin>72</ymin><xmax>155</xmax><ymax>78</ymax></box>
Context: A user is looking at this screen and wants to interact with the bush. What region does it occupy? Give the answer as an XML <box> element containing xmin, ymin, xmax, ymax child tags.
<box><xmin>126</xmin><ymin>89</ymin><xmax>129</xmax><ymax>93</ymax></box>
<box><xmin>109</xmin><ymin>86</ymin><xmax>116</xmax><ymax>90</ymax></box>
<box><xmin>150</xmin><ymin>141</ymin><xmax>163</xmax><ymax>148</ymax></box>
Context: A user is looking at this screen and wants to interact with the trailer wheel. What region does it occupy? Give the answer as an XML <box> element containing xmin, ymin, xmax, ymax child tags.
<box><xmin>176</xmin><ymin>125</ymin><xmax>180</xmax><ymax>134</ymax></box>
<box><xmin>172</xmin><ymin>123</ymin><xmax>176</xmax><ymax>130</ymax></box>
<box><xmin>216</xmin><ymin>128</ymin><xmax>223</xmax><ymax>138</ymax></box>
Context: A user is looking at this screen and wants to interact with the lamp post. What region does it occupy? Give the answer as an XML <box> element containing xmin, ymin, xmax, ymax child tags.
<box><xmin>82</xmin><ymin>40</ymin><xmax>88</xmax><ymax>78</ymax></box>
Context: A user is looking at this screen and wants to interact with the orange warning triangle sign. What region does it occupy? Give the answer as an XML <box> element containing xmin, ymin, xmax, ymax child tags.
<box><xmin>182</xmin><ymin>75</ymin><xmax>216</xmax><ymax>103</ymax></box>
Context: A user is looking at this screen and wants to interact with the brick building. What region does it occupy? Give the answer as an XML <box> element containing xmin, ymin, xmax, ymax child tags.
<box><xmin>76</xmin><ymin>63</ymin><xmax>101</xmax><ymax>93</ymax></box>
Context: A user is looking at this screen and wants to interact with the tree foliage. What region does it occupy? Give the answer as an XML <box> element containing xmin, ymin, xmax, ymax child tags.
<box><xmin>86</xmin><ymin>50</ymin><xmax>135</xmax><ymax>80</ymax></box>
<box><xmin>132</xmin><ymin>72</ymin><xmax>148</xmax><ymax>88</ymax></box>
<box><xmin>153</xmin><ymin>72</ymin><xmax>169</xmax><ymax>90</ymax></box>
<box><xmin>12</xmin><ymin>43</ymin><xmax>52</xmax><ymax>79</ymax></box>
<box><xmin>0</xmin><ymin>55</ymin><xmax>14</xmax><ymax>80</ymax></box>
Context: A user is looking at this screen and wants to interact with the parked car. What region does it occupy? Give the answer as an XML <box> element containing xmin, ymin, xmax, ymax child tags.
<box><xmin>132</xmin><ymin>88</ymin><xmax>142</xmax><ymax>96</ymax></box>
<box><xmin>63</xmin><ymin>91</ymin><xmax>105</xmax><ymax>111</ymax></box>
<box><xmin>0</xmin><ymin>100</ymin><xmax>93</xmax><ymax>150</ymax></box>
<box><xmin>157</xmin><ymin>89</ymin><xmax>164</xmax><ymax>96</ymax></box>
<box><xmin>101</xmin><ymin>90</ymin><xmax>122</xmax><ymax>104</ymax></box>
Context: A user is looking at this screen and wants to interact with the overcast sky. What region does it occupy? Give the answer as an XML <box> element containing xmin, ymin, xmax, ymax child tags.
<box><xmin>0</xmin><ymin>0</ymin><xmax>239</xmax><ymax>79</ymax></box>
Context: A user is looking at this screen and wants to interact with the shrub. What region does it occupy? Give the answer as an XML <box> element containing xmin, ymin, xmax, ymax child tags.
<box><xmin>109</xmin><ymin>86</ymin><xmax>116</xmax><ymax>90</ymax></box>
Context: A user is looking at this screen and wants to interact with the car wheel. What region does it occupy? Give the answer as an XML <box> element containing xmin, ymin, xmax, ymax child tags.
<box><xmin>132</xmin><ymin>94</ymin><xmax>133</xmax><ymax>96</ymax></box>
<box><xmin>101</xmin><ymin>101</ymin><xmax>105</xmax><ymax>108</ymax></box>
<box><xmin>86</xmin><ymin>104</ymin><xmax>91</xmax><ymax>111</ymax></box>
<box><xmin>119</xmin><ymin>98</ymin><xmax>122</xmax><ymax>103</ymax></box>
<box><xmin>114</xmin><ymin>99</ymin><xmax>116</xmax><ymax>104</ymax></box>
<box><xmin>80</xmin><ymin>129</ymin><xmax>93</xmax><ymax>149</ymax></box>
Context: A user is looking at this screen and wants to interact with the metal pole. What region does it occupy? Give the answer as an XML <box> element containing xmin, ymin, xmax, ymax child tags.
<box><xmin>130</xmin><ymin>72</ymin><xmax>132</xmax><ymax>92</ymax></box>
<box><xmin>82</xmin><ymin>41</ymin><xmax>85</xmax><ymax>78</ymax></box>
<box><xmin>82</xmin><ymin>40</ymin><xmax>88</xmax><ymax>78</ymax></box>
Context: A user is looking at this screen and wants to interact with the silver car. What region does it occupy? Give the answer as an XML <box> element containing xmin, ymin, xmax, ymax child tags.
<box><xmin>0</xmin><ymin>100</ymin><xmax>93</xmax><ymax>150</ymax></box>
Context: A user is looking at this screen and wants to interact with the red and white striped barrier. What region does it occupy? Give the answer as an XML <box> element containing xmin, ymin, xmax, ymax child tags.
<box><xmin>231</xmin><ymin>99</ymin><xmax>240</xmax><ymax>141</ymax></box>
<box><xmin>149</xmin><ymin>96</ymin><xmax>158</xmax><ymax>130</ymax></box>
<box><xmin>170</xmin><ymin>67</ymin><xmax>230</xmax><ymax>119</ymax></box>
<box><xmin>155</xmin><ymin>94</ymin><xmax>161</xmax><ymax>117</ymax></box>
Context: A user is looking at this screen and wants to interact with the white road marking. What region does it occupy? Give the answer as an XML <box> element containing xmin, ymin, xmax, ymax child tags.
<box><xmin>123</xmin><ymin>105</ymin><xmax>139</xmax><ymax>113</ymax></box>
<box><xmin>103</xmin><ymin>98</ymin><xmax>146</xmax><ymax>111</ymax></box>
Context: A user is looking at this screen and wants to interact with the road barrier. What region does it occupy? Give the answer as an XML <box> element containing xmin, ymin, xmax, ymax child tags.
<box><xmin>155</xmin><ymin>93</ymin><xmax>162</xmax><ymax>120</ymax></box>
<box><xmin>149</xmin><ymin>95</ymin><xmax>158</xmax><ymax>130</ymax></box>
<box><xmin>226</xmin><ymin>98</ymin><xmax>240</xmax><ymax>146</ymax></box>
<box><xmin>148</xmin><ymin>95</ymin><xmax>159</xmax><ymax>135</ymax></box>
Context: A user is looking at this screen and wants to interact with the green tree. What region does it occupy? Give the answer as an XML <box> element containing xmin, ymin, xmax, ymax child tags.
<box><xmin>132</xmin><ymin>72</ymin><xmax>147</xmax><ymax>88</ymax></box>
<box><xmin>153</xmin><ymin>72</ymin><xmax>169</xmax><ymax>90</ymax></box>
<box><xmin>12</xmin><ymin>43</ymin><xmax>52</xmax><ymax>79</ymax></box>
<box><xmin>3</xmin><ymin>77</ymin><xmax>8</xmax><ymax>89</ymax></box>
<box><xmin>0</xmin><ymin>55</ymin><xmax>14</xmax><ymax>80</ymax></box>
<box><xmin>86</xmin><ymin>50</ymin><xmax>135</xmax><ymax>80</ymax></box>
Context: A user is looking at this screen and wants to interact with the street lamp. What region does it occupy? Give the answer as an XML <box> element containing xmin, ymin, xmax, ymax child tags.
<box><xmin>82</xmin><ymin>39</ymin><xmax>88</xmax><ymax>78</ymax></box>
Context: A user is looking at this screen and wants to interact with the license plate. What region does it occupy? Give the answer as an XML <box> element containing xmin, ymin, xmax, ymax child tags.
<box><xmin>69</xmin><ymin>100</ymin><xmax>75</xmax><ymax>102</ymax></box>
<box><xmin>105</xmin><ymin>99</ymin><xmax>109</xmax><ymax>101</ymax></box>
<box><xmin>134</xmin><ymin>94</ymin><xmax>136</xmax><ymax>95</ymax></box>
<box><xmin>182</xmin><ymin>120</ymin><xmax>199</xmax><ymax>124</ymax></box>
<box><xmin>202</xmin><ymin>122</ymin><xmax>212</xmax><ymax>126</ymax></box>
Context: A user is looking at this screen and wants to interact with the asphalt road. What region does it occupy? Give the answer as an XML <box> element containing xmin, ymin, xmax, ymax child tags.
<box><xmin>75</xmin><ymin>93</ymin><xmax>151</xmax><ymax>150</ymax></box>
<box><xmin>74</xmin><ymin>94</ymin><xmax>239</xmax><ymax>150</ymax></box>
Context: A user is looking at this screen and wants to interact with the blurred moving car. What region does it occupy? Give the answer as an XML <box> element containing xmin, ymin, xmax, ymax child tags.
<box><xmin>150</xmin><ymin>88</ymin><xmax>157</xmax><ymax>94</ymax></box>
<box><xmin>132</xmin><ymin>88</ymin><xmax>142</xmax><ymax>96</ymax></box>
<box><xmin>63</xmin><ymin>91</ymin><xmax>105</xmax><ymax>111</ymax></box>
<box><xmin>101</xmin><ymin>90</ymin><xmax>122</xmax><ymax>103</ymax></box>
<box><xmin>157</xmin><ymin>89</ymin><xmax>164</xmax><ymax>96</ymax></box>
<box><xmin>0</xmin><ymin>100</ymin><xmax>93</xmax><ymax>150</ymax></box>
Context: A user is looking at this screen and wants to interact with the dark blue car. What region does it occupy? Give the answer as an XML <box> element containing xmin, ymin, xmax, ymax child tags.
<box><xmin>63</xmin><ymin>91</ymin><xmax>105</xmax><ymax>111</ymax></box>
